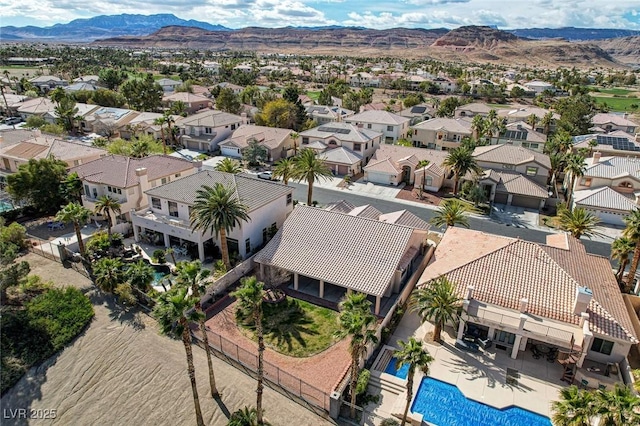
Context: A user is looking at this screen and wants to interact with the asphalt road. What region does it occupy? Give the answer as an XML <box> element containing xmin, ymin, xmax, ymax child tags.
<box><xmin>289</xmin><ymin>183</ymin><xmax>613</xmax><ymax>259</ymax></box>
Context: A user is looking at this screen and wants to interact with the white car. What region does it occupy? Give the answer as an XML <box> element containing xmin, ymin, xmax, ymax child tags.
<box><xmin>257</xmin><ymin>171</ymin><xmax>274</xmax><ymax>180</ymax></box>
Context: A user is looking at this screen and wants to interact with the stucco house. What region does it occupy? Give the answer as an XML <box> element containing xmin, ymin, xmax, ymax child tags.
<box><xmin>489</xmin><ymin>121</ymin><xmax>548</xmax><ymax>152</ymax></box>
<box><xmin>399</xmin><ymin>104</ymin><xmax>434</xmax><ymax>126</ymax></box>
<box><xmin>70</xmin><ymin>154</ymin><xmax>199</xmax><ymax>223</ymax></box>
<box><xmin>218</xmin><ymin>125</ymin><xmax>294</xmax><ymax>162</ymax></box>
<box><xmin>82</xmin><ymin>107</ymin><xmax>138</xmax><ymax>138</ymax></box>
<box><xmin>16</xmin><ymin>97</ymin><xmax>56</xmax><ymax>121</ymax></box>
<box><xmin>473</xmin><ymin>144</ymin><xmax>551</xmax><ymax>187</ymax></box>
<box><xmin>420</xmin><ymin>227</ymin><xmax>638</xmax><ymax>384</ymax></box>
<box><xmin>131</xmin><ymin>171</ymin><xmax>293</xmax><ymax>262</ymax></box>
<box><xmin>523</xmin><ymin>80</ymin><xmax>556</xmax><ymax>95</ymax></box>
<box><xmin>254</xmin><ymin>204</ymin><xmax>429</xmax><ymax>315</ymax></box>
<box><xmin>343</xmin><ymin>110</ymin><xmax>410</xmax><ymax>143</ymax></box>
<box><xmin>454</xmin><ymin>102</ymin><xmax>494</xmax><ymax>118</ymax></box>
<box><xmin>156</xmin><ymin>78</ymin><xmax>182</xmax><ymax>93</ymax></box>
<box><xmin>28</xmin><ymin>75</ymin><xmax>68</xmax><ymax>92</ymax></box>
<box><xmin>478</xmin><ymin>169</ymin><xmax>550</xmax><ymax>209</ymax></box>
<box><xmin>572</xmin><ymin>133</ymin><xmax>640</xmax><ymax>158</ymax></box>
<box><xmin>411</xmin><ymin>117</ymin><xmax>473</xmax><ymax>150</ymax></box>
<box><xmin>162</xmin><ymin>92</ymin><xmax>213</xmax><ymax>115</ymax></box>
<box><xmin>591</xmin><ymin>113</ymin><xmax>638</xmax><ymax>134</ymax></box>
<box><xmin>179</xmin><ymin>109</ymin><xmax>247</xmax><ymax>152</ymax></box>
<box><xmin>306</xmin><ymin>105</ymin><xmax>355</xmax><ymax>125</ymax></box>
<box><xmin>364</xmin><ymin>144</ymin><xmax>448</xmax><ymax>190</ymax></box>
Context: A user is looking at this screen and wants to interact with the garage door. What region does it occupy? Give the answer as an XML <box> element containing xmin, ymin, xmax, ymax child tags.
<box><xmin>337</xmin><ymin>165</ymin><xmax>349</xmax><ymax>176</ymax></box>
<box><xmin>511</xmin><ymin>195</ymin><xmax>542</xmax><ymax>210</ymax></box>
<box><xmin>185</xmin><ymin>139</ymin><xmax>204</xmax><ymax>151</ymax></box>
<box><xmin>593</xmin><ymin>209</ymin><xmax>626</xmax><ymax>226</ymax></box>
<box><xmin>221</xmin><ymin>147</ymin><xmax>242</xmax><ymax>158</ymax></box>
<box><xmin>494</xmin><ymin>193</ymin><xmax>508</xmax><ymax>204</ymax></box>
<box><xmin>366</xmin><ymin>171</ymin><xmax>391</xmax><ymax>185</ymax></box>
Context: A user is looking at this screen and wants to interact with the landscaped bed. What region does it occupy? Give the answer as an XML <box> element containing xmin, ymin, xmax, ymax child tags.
<box><xmin>237</xmin><ymin>297</ymin><xmax>341</xmax><ymax>357</ymax></box>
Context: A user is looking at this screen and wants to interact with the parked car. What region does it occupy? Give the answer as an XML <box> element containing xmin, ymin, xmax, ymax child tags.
<box><xmin>4</xmin><ymin>117</ymin><xmax>22</xmax><ymax>125</ymax></box>
<box><xmin>257</xmin><ymin>171</ymin><xmax>275</xmax><ymax>180</ymax></box>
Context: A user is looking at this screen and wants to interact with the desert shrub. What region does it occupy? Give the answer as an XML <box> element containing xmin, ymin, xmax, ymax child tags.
<box><xmin>152</xmin><ymin>249</ymin><xmax>166</xmax><ymax>264</ymax></box>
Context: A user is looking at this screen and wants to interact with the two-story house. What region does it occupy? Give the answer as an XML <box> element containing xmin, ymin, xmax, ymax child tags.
<box><xmin>411</xmin><ymin>117</ymin><xmax>473</xmax><ymax>150</ymax></box>
<box><xmin>431</xmin><ymin>77</ymin><xmax>457</xmax><ymax>93</ymax></box>
<box><xmin>162</xmin><ymin>92</ymin><xmax>213</xmax><ymax>115</ymax></box>
<box><xmin>306</xmin><ymin>105</ymin><xmax>355</xmax><ymax>125</ymax></box>
<box><xmin>28</xmin><ymin>75</ymin><xmax>68</xmax><ymax>92</ymax></box>
<box><xmin>299</xmin><ymin>123</ymin><xmax>382</xmax><ymax>175</ymax></box>
<box><xmin>343</xmin><ymin>110</ymin><xmax>410</xmax><ymax>143</ymax></box>
<box><xmin>70</xmin><ymin>154</ymin><xmax>199</xmax><ymax>224</ymax></box>
<box><xmin>179</xmin><ymin>109</ymin><xmax>247</xmax><ymax>152</ymax></box>
<box><xmin>454</xmin><ymin>102</ymin><xmax>494</xmax><ymax>118</ymax></box>
<box><xmin>572</xmin><ymin>133</ymin><xmax>640</xmax><ymax>158</ymax></box>
<box><xmin>571</xmin><ymin>152</ymin><xmax>640</xmax><ymax>225</ymax></box>
<box><xmin>156</xmin><ymin>78</ymin><xmax>182</xmax><ymax>93</ymax></box>
<box><xmin>131</xmin><ymin>171</ymin><xmax>293</xmax><ymax>262</ymax></box>
<box><xmin>16</xmin><ymin>97</ymin><xmax>56</xmax><ymax>121</ymax></box>
<box><xmin>83</xmin><ymin>107</ymin><xmax>139</xmax><ymax>138</ymax></box>
<box><xmin>523</xmin><ymin>80</ymin><xmax>556</xmax><ymax>95</ymax></box>
<box><xmin>591</xmin><ymin>113</ymin><xmax>638</xmax><ymax>134</ymax></box>
<box><xmin>399</xmin><ymin>104</ymin><xmax>434</xmax><ymax>126</ymax></box>
<box><xmin>498</xmin><ymin>106</ymin><xmax>559</xmax><ymax>133</ymax></box>
<box><xmin>218</xmin><ymin>125</ymin><xmax>294</xmax><ymax>162</ymax></box>
<box><xmin>489</xmin><ymin>122</ymin><xmax>548</xmax><ymax>152</ymax></box>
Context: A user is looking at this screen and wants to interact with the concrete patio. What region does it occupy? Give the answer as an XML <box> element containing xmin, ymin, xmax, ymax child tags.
<box><xmin>367</xmin><ymin>311</ymin><xmax>566</xmax><ymax>423</ymax></box>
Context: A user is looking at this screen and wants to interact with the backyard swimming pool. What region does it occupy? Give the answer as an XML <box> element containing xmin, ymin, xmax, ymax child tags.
<box><xmin>411</xmin><ymin>377</ymin><xmax>552</xmax><ymax>426</ymax></box>
<box><xmin>384</xmin><ymin>356</ymin><xmax>409</xmax><ymax>380</ymax></box>
<box><xmin>0</xmin><ymin>200</ymin><xmax>15</xmax><ymax>213</ymax></box>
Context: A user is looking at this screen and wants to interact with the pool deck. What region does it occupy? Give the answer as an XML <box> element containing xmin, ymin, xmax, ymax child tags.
<box><xmin>367</xmin><ymin>311</ymin><xmax>564</xmax><ymax>424</ymax></box>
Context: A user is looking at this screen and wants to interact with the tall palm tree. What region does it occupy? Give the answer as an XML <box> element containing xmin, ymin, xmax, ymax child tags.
<box><xmin>290</xmin><ymin>131</ymin><xmax>299</xmax><ymax>155</ymax></box>
<box><xmin>337</xmin><ymin>292</ymin><xmax>378</xmax><ymax>419</ymax></box>
<box><xmin>214</xmin><ymin>157</ymin><xmax>243</xmax><ymax>174</ymax></box>
<box><xmin>94</xmin><ymin>195</ymin><xmax>121</xmax><ymax>241</ymax></box>
<box><xmin>594</xmin><ymin>384</ymin><xmax>640</xmax><ymax>425</ymax></box>
<box><xmin>471</xmin><ymin>115</ymin><xmax>485</xmax><ymax>141</ymax></box>
<box><xmin>175</xmin><ymin>260</ymin><xmax>218</xmax><ymax>398</ymax></box>
<box><xmin>126</xmin><ymin>259</ymin><xmax>155</xmax><ymax>292</ymax></box>
<box><xmin>563</xmin><ymin>154</ymin><xmax>586</xmax><ymax>208</ymax></box>
<box><xmin>558</xmin><ymin>207</ymin><xmax>602</xmax><ymax>239</ymax></box>
<box><xmin>232</xmin><ymin>276</ymin><xmax>267</xmax><ymax>425</ymax></box>
<box><xmin>541</xmin><ymin>111</ymin><xmax>554</xmax><ymax>135</ymax></box>
<box><xmin>92</xmin><ymin>257</ymin><xmax>124</xmax><ymax>293</ymax></box>
<box><xmin>272</xmin><ymin>157</ymin><xmax>296</xmax><ymax>185</ymax></box>
<box><xmin>416</xmin><ymin>160</ymin><xmax>430</xmax><ymax>199</ymax></box>
<box><xmin>526</xmin><ymin>113</ymin><xmax>539</xmax><ymax>131</ymax></box>
<box><xmin>55</xmin><ymin>202</ymin><xmax>91</xmax><ymax>256</ymax></box>
<box><xmin>292</xmin><ymin>148</ymin><xmax>333</xmax><ymax>205</ymax></box>
<box><xmin>442</xmin><ymin>147</ymin><xmax>480</xmax><ymax>195</ymax></box>
<box><xmin>410</xmin><ymin>276</ymin><xmax>461</xmax><ymax>342</ymax></box>
<box><xmin>611</xmin><ymin>237</ymin><xmax>635</xmax><ymax>284</ymax></box>
<box><xmin>430</xmin><ymin>199</ymin><xmax>471</xmax><ymax>229</ymax></box>
<box><xmin>551</xmin><ymin>385</ymin><xmax>595</xmax><ymax>426</ymax></box>
<box><xmin>190</xmin><ymin>183</ymin><xmax>250</xmax><ymax>270</ymax></box>
<box><xmin>395</xmin><ymin>338</ymin><xmax>434</xmax><ymax>426</ymax></box>
<box><xmin>153</xmin><ymin>115</ymin><xmax>168</xmax><ymax>154</ymax></box>
<box><xmin>154</xmin><ymin>287</ymin><xmax>206</xmax><ymax>426</ymax></box>
<box><xmin>623</xmin><ymin>209</ymin><xmax>640</xmax><ymax>291</ymax></box>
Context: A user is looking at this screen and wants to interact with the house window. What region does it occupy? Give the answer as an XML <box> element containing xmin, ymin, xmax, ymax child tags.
<box><xmin>354</xmin><ymin>143</ymin><xmax>361</xmax><ymax>151</ymax></box>
<box><xmin>92</xmin><ymin>188</ymin><xmax>98</xmax><ymax>198</ymax></box>
<box><xmin>302</xmin><ymin>137</ymin><xmax>309</xmax><ymax>145</ymax></box>
<box><xmin>328</xmin><ymin>139</ymin><xmax>337</xmax><ymax>146</ymax></box>
<box><xmin>526</xmin><ymin>167</ymin><xmax>538</xmax><ymax>176</ymax></box>
<box><xmin>367</xmin><ymin>124</ymin><xmax>372</xmax><ymax>129</ymax></box>
<box><xmin>204</xmin><ymin>127</ymin><xmax>213</xmax><ymax>134</ymax></box>
<box><xmin>262</xmin><ymin>227</ymin><xmax>268</xmax><ymax>242</ymax></box>
<box><xmin>188</xmin><ymin>206</ymin><xmax>193</xmax><ymax>219</ymax></box>
<box><xmin>386</xmin><ymin>125</ymin><xmax>394</xmax><ymax>132</ymax></box>
<box><xmin>502</xmin><ymin>164</ymin><xmax>514</xmax><ymax>170</ymax></box>
<box><xmin>168</xmin><ymin>201</ymin><xmax>178</xmax><ymax>217</ymax></box>
<box><xmin>175</xmin><ymin>173</ymin><xmax>181</xmax><ymax>178</ymax></box>
<box><xmin>162</xmin><ymin>177</ymin><xmax>168</xmax><ymax>185</ymax></box>
<box><xmin>522</xmin><ymin>142</ymin><xmax>530</xmax><ymax>148</ymax></box>
<box><xmin>151</xmin><ymin>197</ymin><xmax>161</xmax><ymax>209</ymax></box>
<box><xmin>530</xmin><ymin>144</ymin><xmax>539</xmax><ymax>150</ymax></box>
<box><xmin>286</xmin><ymin>193</ymin><xmax>292</xmax><ymax>205</ymax></box>
<box><xmin>591</xmin><ymin>338</ymin><xmax>613</xmax><ymax>355</ymax></box>
<box><xmin>231</xmin><ymin>124</ymin><xmax>236</xmax><ymax>130</ymax></box>
<box><xmin>494</xmin><ymin>330</ymin><xmax>516</xmax><ymax>345</ymax></box>
<box><xmin>365</xmin><ymin>143</ymin><xmax>368</xmax><ymax>149</ymax></box>
<box><xmin>581</xmin><ymin>178</ymin><xmax>592</xmax><ymax>187</ymax></box>
<box><xmin>425</xmin><ymin>176</ymin><xmax>433</xmax><ymax>186</ymax></box>
<box><xmin>245</xmin><ymin>238</ymin><xmax>251</xmax><ymax>254</ymax></box>
<box><xmin>619</xmin><ymin>181</ymin><xmax>633</xmax><ymax>189</ymax></box>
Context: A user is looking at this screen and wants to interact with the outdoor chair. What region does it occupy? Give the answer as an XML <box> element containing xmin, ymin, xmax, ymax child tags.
<box><xmin>455</xmin><ymin>339</ymin><xmax>479</xmax><ymax>353</ymax></box>
<box><xmin>532</xmin><ymin>346</ymin><xmax>542</xmax><ymax>359</ymax></box>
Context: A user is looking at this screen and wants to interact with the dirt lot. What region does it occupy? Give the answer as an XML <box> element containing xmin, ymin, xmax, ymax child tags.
<box><xmin>0</xmin><ymin>254</ymin><xmax>334</xmax><ymax>426</ymax></box>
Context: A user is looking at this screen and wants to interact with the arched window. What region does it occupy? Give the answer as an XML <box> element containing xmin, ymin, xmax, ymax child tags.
<box><xmin>328</xmin><ymin>139</ymin><xmax>337</xmax><ymax>146</ymax></box>
<box><xmin>619</xmin><ymin>181</ymin><xmax>633</xmax><ymax>189</ymax></box>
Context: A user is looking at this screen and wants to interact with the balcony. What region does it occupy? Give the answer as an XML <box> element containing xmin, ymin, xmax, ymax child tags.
<box><xmin>132</xmin><ymin>208</ymin><xmax>192</xmax><ymax>230</ymax></box>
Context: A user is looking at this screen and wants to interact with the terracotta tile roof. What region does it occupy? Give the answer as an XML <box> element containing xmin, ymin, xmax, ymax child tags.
<box><xmin>254</xmin><ymin>206</ymin><xmax>420</xmax><ymax>297</ymax></box>
<box><xmin>481</xmin><ymin>170</ymin><xmax>549</xmax><ymax>198</ymax></box>
<box><xmin>300</xmin><ymin>122</ymin><xmax>381</xmax><ymax>143</ymax></box>
<box><xmin>573</xmin><ymin>187</ymin><xmax>638</xmax><ymax>212</ymax></box>
<box><xmin>364</xmin><ymin>158</ymin><xmax>400</xmax><ymax>174</ymax></box>
<box><xmin>318</xmin><ymin>147</ymin><xmax>362</xmax><ymax>165</ymax></box>
<box><xmin>344</xmin><ymin>110</ymin><xmax>410</xmax><ymax>125</ymax></box>
<box><xmin>70</xmin><ymin>154</ymin><xmax>195</xmax><ymax>188</ymax></box>
<box><xmin>219</xmin><ymin>125</ymin><xmax>291</xmax><ymax>151</ymax></box>
<box><xmin>379</xmin><ymin>210</ymin><xmax>431</xmax><ymax>230</ymax></box>
<box><xmin>420</xmin><ymin>228</ymin><xmax>638</xmax><ymax>343</ymax></box>
<box><xmin>473</xmin><ymin>144</ymin><xmax>551</xmax><ymax>169</ymax></box>
<box><xmin>412</xmin><ymin>117</ymin><xmax>473</xmax><ymax>134</ymax></box>
<box><xmin>180</xmin><ymin>109</ymin><xmax>244</xmax><ymax>128</ymax></box>
<box><xmin>17</xmin><ymin>97</ymin><xmax>55</xmax><ymax>114</ymax></box>
<box><xmin>584</xmin><ymin>156</ymin><xmax>640</xmax><ymax>180</ymax></box>
<box><xmin>592</xmin><ymin>113</ymin><xmax>638</xmax><ymax>128</ymax></box>
<box><xmin>369</xmin><ymin>144</ymin><xmax>448</xmax><ymax>169</ymax></box>
<box><xmin>3</xmin><ymin>141</ymin><xmax>48</xmax><ymax>159</ymax></box>
<box><xmin>144</xmin><ymin>170</ymin><xmax>292</xmax><ymax>212</ymax></box>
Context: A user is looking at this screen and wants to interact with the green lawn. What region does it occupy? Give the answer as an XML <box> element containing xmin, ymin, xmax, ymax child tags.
<box><xmin>238</xmin><ymin>297</ymin><xmax>341</xmax><ymax>357</ymax></box>
<box><xmin>306</xmin><ymin>91</ymin><xmax>321</xmax><ymax>101</ymax></box>
<box><xmin>589</xmin><ymin>87</ymin><xmax>635</xmax><ymax>96</ymax></box>
<box><xmin>591</xmin><ymin>96</ymin><xmax>639</xmax><ymax>112</ymax></box>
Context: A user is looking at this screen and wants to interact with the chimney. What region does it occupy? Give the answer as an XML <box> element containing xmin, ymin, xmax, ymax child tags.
<box><xmin>241</xmin><ymin>112</ymin><xmax>248</xmax><ymax>124</ymax></box>
<box><xmin>466</xmin><ymin>285</ymin><xmax>474</xmax><ymax>300</ymax></box>
<box><xmin>135</xmin><ymin>167</ymin><xmax>149</xmax><ymax>192</ymax></box>
<box><xmin>573</xmin><ymin>287</ymin><xmax>593</xmax><ymax>316</ymax></box>
<box><xmin>592</xmin><ymin>151</ymin><xmax>601</xmax><ymax>164</ymax></box>
<box><xmin>519</xmin><ymin>298</ymin><xmax>528</xmax><ymax>313</ymax></box>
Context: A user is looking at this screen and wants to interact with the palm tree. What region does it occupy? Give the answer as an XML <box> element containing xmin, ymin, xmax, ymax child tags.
<box><xmin>526</xmin><ymin>113</ymin><xmax>539</xmax><ymax>131</ymax></box>
<box><xmin>153</xmin><ymin>115</ymin><xmax>167</xmax><ymax>154</ymax></box>
<box><xmin>55</xmin><ymin>202</ymin><xmax>91</xmax><ymax>256</ymax></box>
<box><xmin>623</xmin><ymin>209</ymin><xmax>640</xmax><ymax>291</ymax></box>
<box><xmin>228</xmin><ymin>407</ymin><xmax>263</xmax><ymax>426</ymax></box>
<box><xmin>175</xmin><ymin>260</ymin><xmax>219</xmax><ymax>398</ymax></box>
<box><xmin>416</xmin><ymin>160</ymin><xmax>430</xmax><ymax>199</ymax></box>
<box><xmin>410</xmin><ymin>276</ymin><xmax>461</xmax><ymax>342</ymax></box>
<box><xmin>190</xmin><ymin>183</ymin><xmax>250</xmax><ymax>270</ymax></box>
<box><xmin>94</xmin><ymin>195</ymin><xmax>121</xmax><ymax>241</ymax></box>
<box><xmin>337</xmin><ymin>292</ymin><xmax>378</xmax><ymax>419</ymax></box>
<box><xmin>126</xmin><ymin>259</ymin><xmax>155</xmax><ymax>292</ymax></box>
<box><xmin>430</xmin><ymin>199</ymin><xmax>471</xmax><ymax>229</ymax></box>
<box><xmin>551</xmin><ymin>385</ymin><xmax>595</xmax><ymax>426</ymax></box>
<box><xmin>154</xmin><ymin>287</ymin><xmax>206</xmax><ymax>426</ymax></box>
<box><xmin>594</xmin><ymin>384</ymin><xmax>640</xmax><ymax>425</ymax></box>
<box><xmin>92</xmin><ymin>257</ymin><xmax>124</xmax><ymax>293</ymax></box>
<box><xmin>611</xmin><ymin>237</ymin><xmax>635</xmax><ymax>284</ymax></box>
<box><xmin>272</xmin><ymin>157</ymin><xmax>296</xmax><ymax>185</ymax></box>
<box><xmin>292</xmin><ymin>148</ymin><xmax>333</xmax><ymax>205</ymax></box>
<box><xmin>471</xmin><ymin>115</ymin><xmax>485</xmax><ymax>141</ymax></box>
<box><xmin>394</xmin><ymin>338</ymin><xmax>434</xmax><ymax>426</ymax></box>
<box><xmin>541</xmin><ymin>111</ymin><xmax>554</xmax><ymax>135</ymax></box>
<box><xmin>232</xmin><ymin>276</ymin><xmax>267</xmax><ymax>425</ymax></box>
<box><xmin>290</xmin><ymin>131</ymin><xmax>299</xmax><ymax>155</ymax></box>
<box><xmin>563</xmin><ymin>154</ymin><xmax>586</xmax><ymax>207</ymax></box>
<box><xmin>215</xmin><ymin>157</ymin><xmax>243</xmax><ymax>174</ymax></box>
<box><xmin>558</xmin><ymin>207</ymin><xmax>602</xmax><ymax>239</ymax></box>
<box><xmin>442</xmin><ymin>147</ymin><xmax>480</xmax><ymax>195</ymax></box>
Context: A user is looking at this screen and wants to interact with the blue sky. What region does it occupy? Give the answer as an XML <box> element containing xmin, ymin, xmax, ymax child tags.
<box><xmin>2</xmin><ymin>0</ymin><xmax>639</xmax><ymax>30</ymax></box>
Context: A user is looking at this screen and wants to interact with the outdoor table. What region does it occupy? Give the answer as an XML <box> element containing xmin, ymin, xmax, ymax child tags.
<box><xmin>536</xmin><ymin>344</ymin><xmax>551</xmax><ymax>354</ymax></box>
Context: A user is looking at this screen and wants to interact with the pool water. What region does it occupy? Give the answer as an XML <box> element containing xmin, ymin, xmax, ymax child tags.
<box><xmin>153</xmin><ymin>272</ymin><xmax>169</xmax><ymax>287</ymax></box>
<box><xmin>384</xmin><ymin>356</ymin><xmax>409</xmax><ymax>379</ymax></box>
<box><xmin>0</xmin><ymin>200</ymin><xmax>15</xmax><ymax>213</ymax></box>
<box><xmin>411</xmin><ymin>377</ymin><xmax>552</xmax><ymax>426</ymax></box>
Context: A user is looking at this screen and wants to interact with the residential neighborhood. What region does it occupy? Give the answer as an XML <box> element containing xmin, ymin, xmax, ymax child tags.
<box><xmin>2</xmin><ymin>20</ymin><xmax>640</xmax><ymax>426</ymax></box>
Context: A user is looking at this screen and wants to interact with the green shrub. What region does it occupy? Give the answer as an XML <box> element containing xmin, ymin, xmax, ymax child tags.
<box><xmin>0</xmin><ymin>220</ymin><xmax>28</xmax><ymax>250</ymax></box>
<box><xmin>380</xmin><ymin>419</ymin><xmax>400</xmax><ymax>426</ymax></box>
<box><xmin>86</xmin><ymin>230</ymin><xmax>111</xmax><ymax>257</ymax></box>
<box><xmin>152</xmin><ymin>249</ymin><xmax>166</xmax><ymax>264</ymax></box>
<box><xmin>355</xmin><ymin>369</ymin><xmax>371</xmax><ymax>395</ymax></box>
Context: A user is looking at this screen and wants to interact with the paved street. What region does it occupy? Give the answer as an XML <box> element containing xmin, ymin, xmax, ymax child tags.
<box><xmin>289</xmin><ymin>183</ymin><xmax>614</xmax><ymax>260</ymax></box>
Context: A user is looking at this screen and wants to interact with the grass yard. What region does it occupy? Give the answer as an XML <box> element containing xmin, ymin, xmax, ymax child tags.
<box><xmin>238</xmin><ymin>297</ymin><xmax>341</xmax><ymax>358</ymax></box>
<box><xmin>589</xmin><ymin>87</ymin><xmax>635</xmax><ymax>96</ymax></box>
<box><xmin>591</xmin><ymin>96</ymin><xmax>639</xmax><ymax>112</ymax></box>
<box><xmin>306</xmin><ymin>91</ymin><xmax>321</xmax><ymax>101</ymax></box>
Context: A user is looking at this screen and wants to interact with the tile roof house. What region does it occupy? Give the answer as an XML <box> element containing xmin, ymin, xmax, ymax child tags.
<box><xmin>454</xmin><ymin>102</ymin><xmax>495</xmax><ymax>118</ymax></box>
<box><xmin>591</xmin><ymin>113</ymin><xmax>638</xmax><ymax>134</ymax></box>
<box><xmin>71</xmin><ymin>154</ymin><xmax>199</xmax><ymax>222</ymax></box>
<box><xmin>479</xmin><ymin>169</ymin><xmax>549</xmax><ymax>209</ymax></box>
<box><xmin>218</xmin><ymin>125</ymin><xmax>294</xmax><ymax>162</ymax></box>
<box><xmin>162</xmin><ymin>92</ymin><xmax>213</xmax><ymax>115</ymax></box>
<box><xmin>82</xmin><ymin>107</ymin><xmax>138</xmax><ymax>138</ymax></box>
<box><xmin>343</xmin><ymin>110</ymin><xmax>410</xmax><ymax>143</ymax></box>
<box><xmin>572</xmin><ymin>133</ymin><xmax>640</xmax><ymax>158</ymax></box>
<box><xmin>399</xmin><ymin>104</ymin><xmax>435</xmax><ymax>126</ymax></box>
<box><xmin>306</xmin><ymin>105</ymin><xmax>355</xmax><ymax>125</ymax></box>
<box><xmin>132</xmin><ymin>171</ymin><xmax>293</xmax><ymax>262</ymax></box>
<box><xmin>489</xmin><ymin>121</ymin><xmax>548</xmax><ymax>152</ymax></box>
<box><xmin>28</xmin><ymin>75</ymin><xmax>68</xmax><ymax>92</ymax></box>
<box><xmin>570</xmin><ymin>153</ymin><xmax>640</xmax><ymax>225</ymax></box>
<box><xmin>254</xmin><ymin>205</ymin><xmax>429</xmax><ymax>315</ymax></box>
<box><xmin>411</xmin><ymin>117</ymin><xmax>473</xmax><ymax>151</ymax></box>
<box><xmin>420</xmin><ymin>227</ymin><xmax>637</xmax><ymax>366</ymax></box>
<box><xmin>364</xmin><ymin>144</ymin><xmax>448</xmax><ymax>190</ymax></box>
<box><xmin>473</xmin><ymin>144</ymin><xmax>551</xmax><ymax>186</ymax></box>
<box><xmin>497</xmin><ymin>105</ymin><xmax>559</xmax><ymax>130</ymax></box>
<box><xmin>179</xmin><ymin>109</ymin><xmax>248</xmax><ymax>152</ymax></box>
<box><xmin>17</xmin><ymin>97</ymin><xmax>56</xmax><ymax>120</ymax></box>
